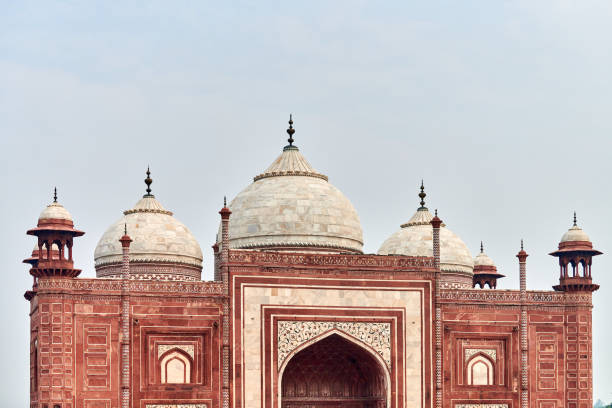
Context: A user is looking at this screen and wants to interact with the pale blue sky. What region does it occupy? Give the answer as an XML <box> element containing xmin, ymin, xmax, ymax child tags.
<box><xmin>2</xmin><ymin>1</ymin><xmax>612</xmax><ymax>404</ymax></box>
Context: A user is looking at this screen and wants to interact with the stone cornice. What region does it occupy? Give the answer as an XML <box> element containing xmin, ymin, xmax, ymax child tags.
<box><xmin>439</xmin><ymin>289</ymin><xmax>592</xmax><ymax>306</ymax></box>
<box><xmin>35</xmin><ymin>278</ymin><xmax>224</xmax><ymax>296</ymax></box>
<box><xmin>228</xmin><ymin>250</ymin><xmax>436</xmax><ymax>271</ymax></box>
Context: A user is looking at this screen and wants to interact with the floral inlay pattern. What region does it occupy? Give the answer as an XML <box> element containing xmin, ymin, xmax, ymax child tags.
<box><xmin>277</xmin><ymin>321</ymin><xmax>391</xmax><ymax>369</ymax></box>
<box><xmin>145</xmin><ymin>405</ymin><xmax>207</xmax><ymax>408</ymax></box>
<box><xmin>464</xmin><ymin>348</ymin><xmax>496</xmax><ymax>362</ymax></box>
<box><xmin>157</xmin><ymin>344</ymin><xmax>195</xmax><ymax>359</ymax></box>
<box><xmin>456</xmin><ymin>405</ymin><xmax>508</xmax><ymax>408</ymax></box>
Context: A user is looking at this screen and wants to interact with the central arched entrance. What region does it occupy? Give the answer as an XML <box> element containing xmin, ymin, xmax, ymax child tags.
<box><xmin>280</xmin><ymin>333</ymin><xmax>388</xmax><ymax>408</ymax></box>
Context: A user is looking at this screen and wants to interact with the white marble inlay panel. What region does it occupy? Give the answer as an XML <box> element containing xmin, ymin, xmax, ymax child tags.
<box><xmin>157</xmin><ymin>344</ymin><xmax>195</xmax><ymax>359</ymax></box>
<box><xmin>456</xmin><ymin>405</ymin><xmax>508</xmax><ymax>408</ymax></box>
<box><xmin>146</xmin><ymin>405</ymin><xmax>207</xmax><ymax>408</ymax></box>
<box><xmin>464</xmin><ymin>348</ymin><xmax>496</xmax><ymax>362</ymax></box>
<box><xmin>277</xmin><ymin>320</ymin><xmax>391</xmax><ymax>368</ymax></box>
<box><xmin>241</xmin><ymin>285</ymin><xmax>423</xmax><ymax>408</ymax></box>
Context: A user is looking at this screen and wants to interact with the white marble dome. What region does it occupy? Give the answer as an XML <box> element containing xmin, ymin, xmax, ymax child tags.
<box><xmin>474</xmin><ymin>243</ymin><xmax>496</xmax><ymax>267</ymax></box>
<box><xmin>95</xmin><ymin>186</ymin><xmax>203</xmax><ymax>280</ymax></box>
<box><xmin>221</xmin><ymin>129</ymin><xmax>363</xmax><ymax>254</ymax></box>
<box><xmin>39</xmin><ymin>201</ymin><xmax>72</xmax><ymax>221</ymax></box>
<box><xmin>561</xmin><ymin>220</ymin><xmax>591</xmax><ymax>243</ymax></box>
<box><xmin>378</xmin><ymin>206</ymin><xmax>474</xmax><ymax>275</ymax></box>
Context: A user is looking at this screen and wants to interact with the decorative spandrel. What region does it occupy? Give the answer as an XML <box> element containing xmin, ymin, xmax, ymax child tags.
<box><xmin>145</xmin><ymin>405</ymin><xmax>207</xmax><ymax>408</ymax></box>
<box><xmin>464</xmin><ymin>348</ymin><xmax>497</xmax><ymax>362</ymax></box>
<box><xmin>277</xmin><ymin>320</ymin><xmax>391</xmax><ymax>369</ymax></box>
<box><xmin>157</xmin><ymin>344</ymin><xmax>195</xmax><ymax>359</ymax></box>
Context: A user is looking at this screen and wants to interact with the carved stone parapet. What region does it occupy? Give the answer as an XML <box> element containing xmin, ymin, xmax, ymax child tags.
<box><xmin>229</xmin><ymin>250</ymin><xmax>435</xmax><ymax>270</ymax></box>
<box><xmin>36</xmin><ymin>278</ymin><xmax>224</xmax><ymax>295</ymax></box>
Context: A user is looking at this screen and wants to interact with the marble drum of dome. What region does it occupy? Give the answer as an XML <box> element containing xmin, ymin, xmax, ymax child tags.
<box><xmin>94</xmin><ymin>172</ymin><xmax>203</xmax><ymax>281</ymax></box>
<box><xmin>221</xmin><ymin>119</ymin><xmax>363</xmax><ymax>254</ymax></box>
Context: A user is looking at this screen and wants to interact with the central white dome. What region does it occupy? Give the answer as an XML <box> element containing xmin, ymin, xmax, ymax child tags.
<box><xmin>221</xmin><ymin>121</ymin><xmax>363</xmax><ymax>254</ymax></box>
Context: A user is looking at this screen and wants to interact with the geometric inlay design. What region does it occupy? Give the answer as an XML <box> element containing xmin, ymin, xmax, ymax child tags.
<box><xmin>157</xmin><ymin>344</ymin><xmax>195</xmax><ymax>360</ymax></box>
<box><xmin>145</xmin><ymin>405</ymin><xmax>207</xmax><ymax>408</ymax></box>
<box><xmin>278</xmin><ymin>321</ymin><xmax>391</xmax><ymax>369</ymax></box>
<box><xmin>456</xmin><ymin>405</ymin><xmax>508</xmax><ymax>408</ymax></box>
<box><xmin>464</xmin><ymin>348</ymin><xmax>497</xmax><ymax>362</ymax></box>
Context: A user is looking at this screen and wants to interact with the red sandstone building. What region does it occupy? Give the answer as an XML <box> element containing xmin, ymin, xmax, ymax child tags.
<box><xmin>24</xmin><ymin>119</ymin><xmax>599</xmax><ymax>408</ymax></box>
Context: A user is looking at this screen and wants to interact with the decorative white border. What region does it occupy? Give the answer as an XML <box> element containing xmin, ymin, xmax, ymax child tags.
<box><xmin>145</xmin><ymin>405</ymin><xmax>207</xmax><ymax>408</ymax></box>
<box><xmin>456</xmin><ymin>405</ymin><xmax>508</xmax><ymax>408</ymax></box>
<box><xmin>158</xmin><ymin>344</ymin><xmax>195</xmax><ymax>359</ymax></box>
<box><xmin>464</xmin><ymin>348</ymin><xmax>497</xmax><ymax>362</ymax></box>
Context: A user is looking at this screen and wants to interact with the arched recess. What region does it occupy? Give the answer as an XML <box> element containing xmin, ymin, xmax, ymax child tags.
<box><xmin>159</xmin><ymin>348</ymin><xmax>193</xmax><ymax>384</ymax></box>
<box><xmin>279</xmin><ymin>331</ymin><xmax>390</xmax><ymax>408</ymax></box>
<box><xmin>466</xmin><ymin>353</ymin><xmax>494</xmax><ymax>385</ymax></box>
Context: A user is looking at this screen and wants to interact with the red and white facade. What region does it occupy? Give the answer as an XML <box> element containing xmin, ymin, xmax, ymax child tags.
<box><xmin>24</xmin><ymin>123</ymin><xmax>599</xmax><ymax>408</ymax></box>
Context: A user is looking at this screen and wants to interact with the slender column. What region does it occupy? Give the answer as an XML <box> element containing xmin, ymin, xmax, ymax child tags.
<box><xmin>431</xmin><ymin>211</ymin><xmax>443</xmax><ymax>408</ymax></box>
<box><xmin>212</xmin><ymin>243</ymin><xmax>220</xmax><ymax>281</ymax></box>
<box><xmin>219</xmin><ymin>199</ymin><xmax>232</xmax><ymax>408</ymax></box>
<box><xmin>119</xmin><ymin>228</ymin><xmax>132</xmax><ymax>408</ymax></box>
<box><xmin>517</xmin><ymin>240</ymin><xmax>529</xmax><ymax>408</ymax></box>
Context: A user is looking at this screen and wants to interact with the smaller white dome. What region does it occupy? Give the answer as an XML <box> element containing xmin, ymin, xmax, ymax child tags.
<box><xmin>39</xmin><ymin>202</ymin><xmax>72</xmax><ymax>221</ymax></box>
<box><xmin>95</xmin><ymin>196</ymin><xmax>203</xmax><ymax>269</ymax></box>
<box><xmin>33</xmin><ymin>243</ymin><xmax>59</xmax><ymax>251</ymax></box>
<box><xmin>561</xmin><ymin>225</ymin><xmax>590</xmax><ymax>243</ymax></box>
<box><xmin>474</xmin><ymin>252</ymin><xmax>495</xmax><ymax>267</ymax></box>
<box><xmin>378</xmin><ymin>207</ymin><xmax>474</xmax><ymax>275</ymax></box>
<box><xmin>474</xmin><ymin>247</ymin><xmax>495</xmax><ymax>267</ymax></box>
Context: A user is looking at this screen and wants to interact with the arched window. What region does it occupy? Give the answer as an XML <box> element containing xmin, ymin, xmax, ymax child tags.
<box><xmin>160</xmin><ymin>349</ymin><xmax>192</xmax><ymax>384</ymax></box>
<box><xmin>467</xmin><ymin>354</ymin><xmax>494</xmax><ymax>385</ymax></box>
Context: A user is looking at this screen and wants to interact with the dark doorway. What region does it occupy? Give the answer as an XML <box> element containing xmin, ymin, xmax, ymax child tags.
<box><xmin>281</xmin><ymin>333</ymin><xmax>387</xmax><ymax>408</ymax></box>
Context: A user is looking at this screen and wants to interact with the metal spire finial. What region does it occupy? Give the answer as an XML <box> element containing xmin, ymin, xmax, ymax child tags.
<box><xmin>124</xmin><ymin>223</ymin><xmax>127</xmax><ymax>235</ymax></box>
<box><xmin>144</xmin><ymin>166</ymin><xmax>153</xmax><ymax>197</ymax></box>
<box><xmin>286</xmin><ymin>114</ymin><xmax>295</xmax><ymax>147</ymax></box>
<box><xmin>573</xmin><ymin>211</ymin><xmax>577</xmax><ymax>226</ymax></box>
<box><xmin>418</xmin><ymin>180</ymin><xmax>427</xmax><ymax>209</ymax></box>
<box><xmin>435</xmin><ymin>209</ymin><xmax>438</xmax><ymax>217</ymax></box>
<box><xmin>480</xmin><ymin>241</ymin><xmax>484</xmax><ymax>253</ymax></box>
<box><xmin>224</xmin><ymin>196</ymin><xmax>227</xmax><ymax>207</ymax></box>
<box><xmin>53</xmin><ymin>187</ymin><xmax>57</xmax><ymax>203</ymax></box>
<box><xmin>521</xmin><ymin>239</ymin><xmax>524</xmax><ymax>251</ymax></box>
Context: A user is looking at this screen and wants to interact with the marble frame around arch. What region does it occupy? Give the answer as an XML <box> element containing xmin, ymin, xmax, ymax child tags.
<box><xmin>277</xmin><ymin>329</ymin><xmax>392</xmax><ymax>408</ymax></box>
<box><xmin>234</xmin><ymin>275</ymin><xmax>432</xmax><ymax>408</ymax></box>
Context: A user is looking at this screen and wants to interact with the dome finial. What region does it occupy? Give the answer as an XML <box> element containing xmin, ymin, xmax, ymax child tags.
<box><xmin>480</xmin><ymin>241</ymin><xmax>484</xmax><ymax>253</ymax></box>
<box><xmin>53</xmin><ymin>187</ymin><xmax>58</xmax><ymax>203</ymax></box>
<box><xmin>573</xmin><ymin>211</ymin><xmax>577</xmax><ymax>226</ymax></box>
<box><xmin>284</xmin><ymin>114</ymin><xmax>297</xmax><ymax>150</ymax></box>
<box><xmin>144</xmin><ymin>166</ymin><xmax>154</xmax><ymax>197</ymax></box>
<box><xmin>418</xmin><ymin>180</ymin><xmax>427</xmax><ymax>209</ymax></box>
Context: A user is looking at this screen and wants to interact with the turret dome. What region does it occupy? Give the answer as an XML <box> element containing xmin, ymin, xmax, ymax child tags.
<box><xmin>378</xmin><ymin>183</ymin><xmax>474</xmax><ymax>288</ymax></box>
<box><xmin>38</xmin><ymin>188</ymin><xmax>73</xmax><ymax>223</ymax></box>
<box><xmin>220</xmin><ymin>117</ymin><xmax>363</xmax><ymax>254</ymax></box>
<box><xmin>561</xmin><ymin>213</ymin><xmax>591</xmax><ymax>243</ymax></box>
<box><xmin>474</xmin><ymin>244</ymin><xmax>496</xmax><ymax>267</ymax></box>
<box><xmin>472</xmin><ymin>242</ymin><xmax>504</xmax><ymax>289</ymax></box>
<box><xmin>94</xmin><ymin>169</ymin><xmax>203</xmax><ymax>281</ymax></box>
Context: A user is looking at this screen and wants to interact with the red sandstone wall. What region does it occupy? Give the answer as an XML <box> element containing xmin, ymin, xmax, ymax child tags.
<box><xmin>441</xmin><ymin>307</ymin><xmax>521</xmax><ymax>406</ymax></box>
<box><xmin>440</xmin><ymin>296</ymin><xmax>592</xmax><ymax>408</ymax></box>
<box><xmin>30</xmin><ymin>279</ymin><xmax>224</xmax><ymax>408</ymax></box>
